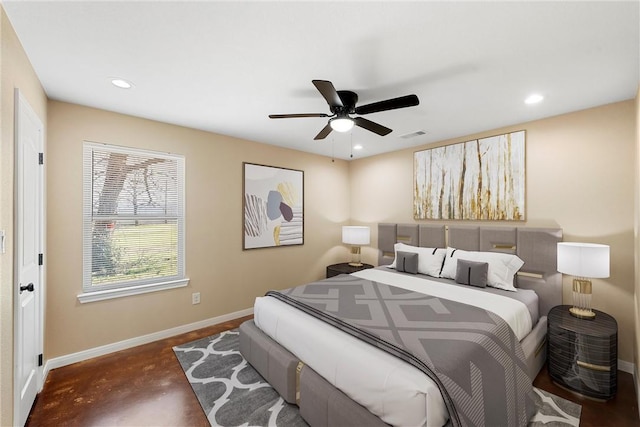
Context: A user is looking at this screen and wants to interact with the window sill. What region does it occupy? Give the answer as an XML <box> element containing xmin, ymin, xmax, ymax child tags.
<box><xmin>77</xmin><ymin>278</ymin><xmax>190</xmax><ymax>303</ymax></box>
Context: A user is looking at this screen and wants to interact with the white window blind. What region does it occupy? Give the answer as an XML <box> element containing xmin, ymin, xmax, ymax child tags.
<box><xmin>82</xmin><ymin>142</ymin><xmax>186</xmax><ymax>299</ymax></box>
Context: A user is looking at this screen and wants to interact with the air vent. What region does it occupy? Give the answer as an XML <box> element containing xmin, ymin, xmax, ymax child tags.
<box><xmin>400</xmin><ymin>130</ymin><xmax>427</xmax><ymax>139</ymax></box>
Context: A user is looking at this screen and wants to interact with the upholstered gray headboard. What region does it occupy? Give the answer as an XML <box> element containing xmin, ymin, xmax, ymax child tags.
<box><xmin>378</xmin><ymin>224</ymin><xmax>562</xmax><ymax>317</ymax></box>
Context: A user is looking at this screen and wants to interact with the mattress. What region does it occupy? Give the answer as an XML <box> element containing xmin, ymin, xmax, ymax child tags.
<box><xmin>254</xmin><ymin>268</ymin><xmax>538</xmax><ymax>427</ymax></box>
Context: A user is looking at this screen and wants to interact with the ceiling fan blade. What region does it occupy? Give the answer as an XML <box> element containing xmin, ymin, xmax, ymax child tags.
<box><xmin>269</xmin><ymin>113</ymin><xmax>330</xmax><ymax>119</ymax></box>
<box><xmin>354</xmin><ymin>117</ymin><xmax>392</xmax><ymax>136</ymax></box>
<box><xmin>312</xmin><ymin>80</ymin><xmax>344</xmax><ymax>108</ymax></box>
<box><xmin>313</xmin><ymin>123</ymin><xmax>333</xmax><ymax>140</ymax></box>
<box><xmin>355</xmin><ymin>94</ymin><xmax>419</xmax><ymax>115</ymax></box>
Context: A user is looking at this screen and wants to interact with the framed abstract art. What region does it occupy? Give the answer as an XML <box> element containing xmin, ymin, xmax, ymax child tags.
<box><xmin>243</xmin><ymin>162</ymin><xmax>304</xmax><ymax>249</ymax></box>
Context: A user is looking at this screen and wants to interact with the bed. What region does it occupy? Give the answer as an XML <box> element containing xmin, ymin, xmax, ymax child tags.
<box><xmin>239</xmin><ymin>224</ymin><xmax>562</xmax><ymax>426</ymax></box>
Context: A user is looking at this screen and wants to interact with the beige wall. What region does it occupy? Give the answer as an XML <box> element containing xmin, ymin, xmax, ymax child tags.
<box><xmin>45</xmin><ymin>101</ymin><xmax>350</xmax><ymax>359</ymax></box>
<box><xmin>634</xmin><ymin>86</ymin><xmax>639</xmax><ymax>408</ymax></box>
<box><xmin>0</xmin><ymin>7</ymin><xmax>48</xmax><ymax>426</ymax></box>
<box><xmin>350</xmin><ymin>100</ymin><xmax>637</xmax><ymax>364</ymax></box>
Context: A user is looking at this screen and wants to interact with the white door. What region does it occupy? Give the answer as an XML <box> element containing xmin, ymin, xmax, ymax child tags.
<box><xmin>14</xmin><ymin>89</ymin><xmax>44</xmax><ymax>427</ymax></box>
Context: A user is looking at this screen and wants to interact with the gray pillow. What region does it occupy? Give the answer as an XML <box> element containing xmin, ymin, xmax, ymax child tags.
<box><xmin>396</xmin><ymin>251</ymin><xmax>419</xmax><ymax>274</ymax></box>
<box><xmin>455</xmin><ymin>259</ymin><xmax>488</xmax><ymax>288</ymax></box>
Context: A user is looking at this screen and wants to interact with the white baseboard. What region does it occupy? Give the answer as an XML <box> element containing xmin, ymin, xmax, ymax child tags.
<box><xmin>43</xmin><ymin>307</ymin><xmax>253</xmax><ymax>379</ymax></box>
<box><xmin>618</xmin><ymin>358</ymin><xmax>635</xmax><ymax>374</ymax></box>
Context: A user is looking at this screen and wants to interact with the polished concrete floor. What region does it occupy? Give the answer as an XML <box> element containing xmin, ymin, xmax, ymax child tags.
<box><xmin>27</xmin><ymin>315</ymin><xmax>639</xmax><ymax>426</ymax></box>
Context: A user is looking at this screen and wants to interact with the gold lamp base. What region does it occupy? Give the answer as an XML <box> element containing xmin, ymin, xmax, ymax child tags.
<box><xmin>569</xmin><ymin>306</ymin><xmax>596</xmax><ymax>319</ymax></box>
<box><xmin>570</xmin><ymin>278</ymin><xmax>596</xmax><ymax>320</ymax></box>
<box><xmin>349</xmin><ymin>246</ymin><xmax>362</xmax><ymax>267</ymax></box>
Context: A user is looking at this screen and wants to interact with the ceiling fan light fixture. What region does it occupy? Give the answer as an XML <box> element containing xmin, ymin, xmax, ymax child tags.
<box><xmin>330</xmin><ymin>117</ymin><xmax>354</xmax><ymax>132</ymax></box>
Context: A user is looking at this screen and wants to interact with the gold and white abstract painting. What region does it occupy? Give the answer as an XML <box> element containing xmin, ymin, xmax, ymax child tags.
<box><xmin>414</xmin><ymin>130</ymin><xmax>525</xmax><ymax>221</ymax></box>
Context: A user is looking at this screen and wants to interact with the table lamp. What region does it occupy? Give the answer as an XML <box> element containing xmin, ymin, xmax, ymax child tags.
<box><xmin>557</xmin><ymin>242</ymin><xmax>610</xmax><ymax>319</ymax></box>
<box><xmin>342</xmin><ymin>226</ymin><xmax>370</xmax><ymax>267</ymax></box>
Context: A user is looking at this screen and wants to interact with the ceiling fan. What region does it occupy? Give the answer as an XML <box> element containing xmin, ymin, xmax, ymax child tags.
<box><xmin>269</xmin><ymin>80</ymin><xmax>420</xmax><ymax>140</ymax></box>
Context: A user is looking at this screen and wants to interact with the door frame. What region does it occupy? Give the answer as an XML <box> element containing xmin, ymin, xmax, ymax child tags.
<box><xmin>13</xmin><ymin>88</ymin><xmax>45</xmax><ymax>426</ymax></box>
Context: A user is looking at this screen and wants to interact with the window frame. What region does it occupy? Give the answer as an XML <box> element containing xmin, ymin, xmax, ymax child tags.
<box><xmin>78</xmin><ymin>142</ymin><xmax>188</xmax><ymax>303</ymax></box>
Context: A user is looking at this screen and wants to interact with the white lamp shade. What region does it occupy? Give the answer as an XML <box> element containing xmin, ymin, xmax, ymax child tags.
<box><xmin>342</xmin><ymin>226</ymin><xmax>370</xmax><ymax>245</ymax></box>
<box><xmin>557</xmin><ymin>242</ymin><xmax>610</xmax><ymax>278</ymax></box>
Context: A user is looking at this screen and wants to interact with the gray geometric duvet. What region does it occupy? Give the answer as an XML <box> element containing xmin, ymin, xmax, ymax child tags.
<box><xmin>266</xmin><ymin>274</ymin><xmax>536</xmax><ymax>427</ymax></box>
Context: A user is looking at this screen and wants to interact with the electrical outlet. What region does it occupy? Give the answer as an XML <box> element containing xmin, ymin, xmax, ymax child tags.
<box><xmin>192</xmin><ymin>292</ymin><xmax>200</xmax><ymax>305</ymax></box>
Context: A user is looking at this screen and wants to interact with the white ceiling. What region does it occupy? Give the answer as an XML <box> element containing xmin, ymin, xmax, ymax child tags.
<box><xmin>3</xmin><ymin>1</ymin><xmax>639</xmax><ymax>160</ymax></box>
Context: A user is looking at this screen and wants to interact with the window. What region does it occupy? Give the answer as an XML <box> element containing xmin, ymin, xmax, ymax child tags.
<box><xmin>79</xmin><ymin>142</ymin><xmax>187</xmax><ymax>303</ymax></box>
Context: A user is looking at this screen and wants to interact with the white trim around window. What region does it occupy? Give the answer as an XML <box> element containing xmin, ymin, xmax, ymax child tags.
<box><xmin>77</xmin><ymin>277</ymin><xmax>189</xmax><ymax>303</ymax></box>
<box><xmin>80</xmin><ymin>142</ymin><xmax>188</xmax><ymax>303</ymax></box>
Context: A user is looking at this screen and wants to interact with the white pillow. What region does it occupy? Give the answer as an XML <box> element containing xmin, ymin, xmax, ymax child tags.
<box><xmin>440</xmin><ymin>247</ymin><xmax>524</xmax><ymax>292</ymax></box>
<box><xmin>388</xmin><ymin>243</ymin><xmax>446</xmax><ymax>277</ymax></box>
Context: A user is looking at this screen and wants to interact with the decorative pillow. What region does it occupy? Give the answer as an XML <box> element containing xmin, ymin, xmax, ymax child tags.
<box><xmin>455</xmin><ymin>259</ymin><xmax>488</xmax><ymax>288</ymax></box>
<box><xmin>395</xmin><ymin>251</ymin><xmax>419</xmax><ymax>274</ymax></box>
<box><xmin>440</xmin><ymin>247</ymin><xmax>524</xmax><ymax>291</ymax></box>
<box><xmin>388</xmin><ymin>243</ymin><xmax>446</xmax><ymax>277</ymax></box>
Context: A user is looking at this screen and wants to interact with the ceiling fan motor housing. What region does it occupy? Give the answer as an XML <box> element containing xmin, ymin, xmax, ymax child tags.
<box><xmin>333</xmin><ymin>90</ymin><xmax>358</xmax><ymax>116</ymax></box>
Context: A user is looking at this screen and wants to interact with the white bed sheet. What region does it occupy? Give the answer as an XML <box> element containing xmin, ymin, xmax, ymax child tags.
<box><xmin>253</xmin><ymin>269</ymin><xmax>534</xmax><ymax>427</ymax></box>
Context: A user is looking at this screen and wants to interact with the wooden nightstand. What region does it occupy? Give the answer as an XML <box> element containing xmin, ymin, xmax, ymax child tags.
<box><xmin>547</xmin><ymin>305</ymin><xmax>617</xmax><ymax>400</ymax></box>
<box><xmin>326</xmin><ymin>263</ymin><xmax>374</xmax><ymax>278</ymax></box>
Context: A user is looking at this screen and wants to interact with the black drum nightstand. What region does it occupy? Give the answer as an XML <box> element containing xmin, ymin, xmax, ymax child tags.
<box><xmin>326</xmin><ymin>263</ymin><xmax>374</xmax><ymax>278</ymax></box>
<box><xmin>547</xmin><ymin>305</ymin><xmax>617</xmax><ymax>400</ymax></box>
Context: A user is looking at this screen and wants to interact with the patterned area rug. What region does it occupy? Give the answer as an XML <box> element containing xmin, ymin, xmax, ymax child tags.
<box><xmin>173</xmin><ymin>330</ymin><xmax>581</xmax><ymax>427</ymax></box>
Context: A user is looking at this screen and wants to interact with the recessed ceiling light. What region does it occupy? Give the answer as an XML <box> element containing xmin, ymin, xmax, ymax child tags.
<box><xmin>524</xmin><ymin>94</ymin><xmax>544</xmax><ymax>104</ymax></box>
<box><xmin>353</xmin><ymin>144</ymin><xmax>363</xmax><ymax>150</ymax></box>
<box><xmin>110</xmin><ymin>78</ymin><xmax>134</xmax><ymax>89</ymax></box>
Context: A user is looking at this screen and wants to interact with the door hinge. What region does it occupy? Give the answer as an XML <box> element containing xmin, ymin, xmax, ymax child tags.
<box><xmin>38</xmin><ymin>253</ymin><xmax>43</xmax><ymax>266</ymax></box>
<box><xmin>38</xmin><ymin>354</ymin><xmax>43</xmax><ymax>367</ymax></box>
<box><xmin>38</xmin><ymin>153</ymin><xmax>44</xmax><ymax>165</ymax></box>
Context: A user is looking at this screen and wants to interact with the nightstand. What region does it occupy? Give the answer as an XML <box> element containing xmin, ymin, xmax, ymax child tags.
<box><xmin>326</xmin><ymin>262</ymin><xmax>374</xmax><ymax>278</ymax></box>
<box><xmin>547</xmin><ymin>305</ymin><xmax>617</xmax><ymax>400</ymax></box>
